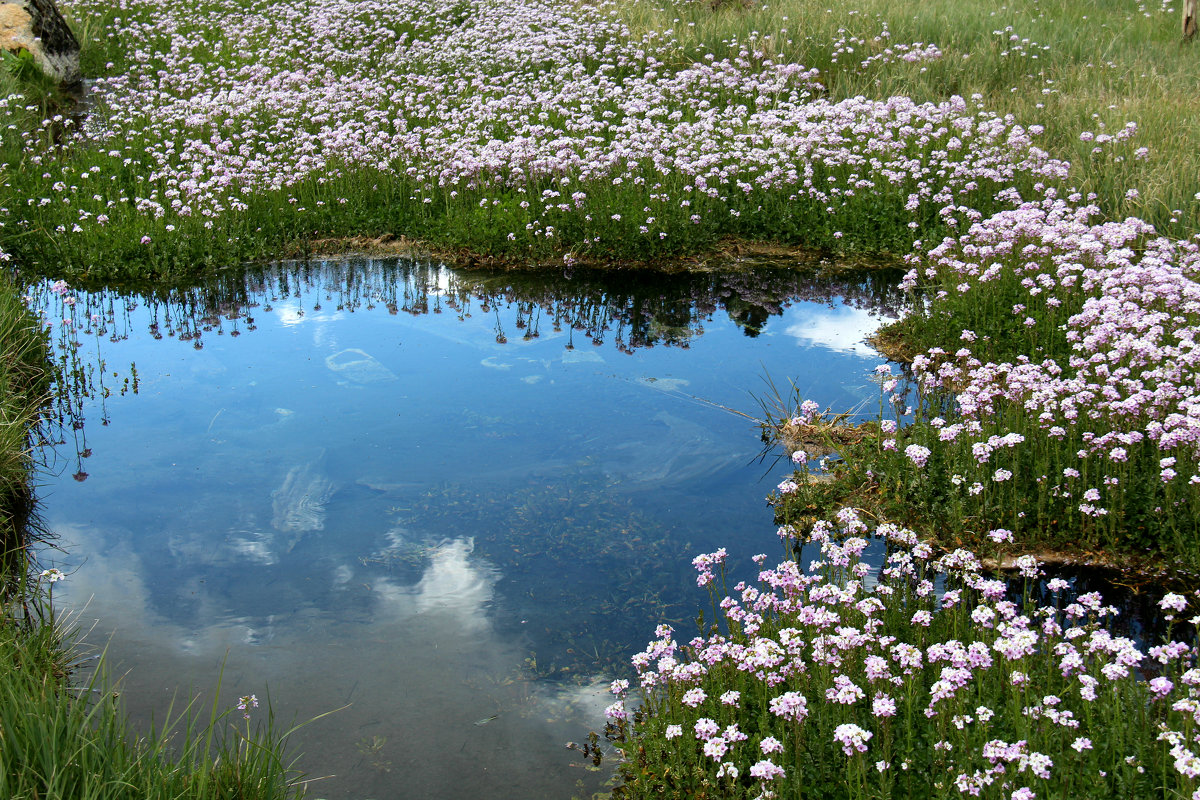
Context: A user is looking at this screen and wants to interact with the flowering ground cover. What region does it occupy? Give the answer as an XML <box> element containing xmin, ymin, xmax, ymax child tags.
<box><xmin>764</xmin><ymin>191</ymin><xmax>1200</xmax><ymax>571</ymax></box>
<box><xmin>605</xmin><ymin>519</ymin><xmax>1200</xmax><ymax>799</ymax></box>
<box><xmin>715</xmin><ymin>183</ymin><xmax>1200</xmax><ymax>800</ymax></box>
<box><xmin>1</xmin><ymin>0</ymin><xmax>1182</xmax><ymax>279</ymax></box>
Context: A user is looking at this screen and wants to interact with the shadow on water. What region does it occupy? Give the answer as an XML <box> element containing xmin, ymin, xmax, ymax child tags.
<box><xmin>1018</xmin><ymin>566</ymin><xmax>1197</xmax><ymax>652</ymax></box>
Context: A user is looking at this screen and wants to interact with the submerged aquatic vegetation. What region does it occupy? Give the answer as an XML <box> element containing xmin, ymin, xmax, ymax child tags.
<box><xmin>393</xmin><ymin>472</ymin><xmax>699</xmax><ymax>678</ymax></box>
<box><xmin>609</xmin><ymin>515</ymin><xmax>1200</xmax><ymax>799</ymax></box>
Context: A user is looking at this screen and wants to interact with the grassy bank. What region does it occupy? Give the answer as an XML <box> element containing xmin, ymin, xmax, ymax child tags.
<box><xmin>0</xmin><ymin>276</ymin><xmax>51</xmax><ymax>577</ymax></box>
<box><xmin>761</xmin><ymin>196</ymin><xmax>1200</xmax><ymax>573</ymax></box>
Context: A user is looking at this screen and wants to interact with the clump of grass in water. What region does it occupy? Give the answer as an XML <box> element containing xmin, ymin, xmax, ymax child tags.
<box><xmin>355</xmin><ymin>735</ymin><xmax>392</xmax><ymax>773</ymax></box>
<box><xmin>756</xmin><ymin>374</ymin><xmax>872</xmax><ymax>464</ymax></box>
<box><xmin>604</xmin><ymin>516</ymin><xmax>1200</xmax><ymax>800</ymax></box>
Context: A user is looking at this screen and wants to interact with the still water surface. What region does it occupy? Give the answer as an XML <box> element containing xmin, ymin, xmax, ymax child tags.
<box><xmin>37</xmin><ymin>258</ymin><xmax>903</xmax><ymax>799</ymax></box>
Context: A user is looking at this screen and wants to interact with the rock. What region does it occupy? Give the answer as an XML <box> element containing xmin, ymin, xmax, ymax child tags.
<box><xmin>325</xmin><ymin>348</ymin><xmax>398</xmax><ymax>385</ymax></box>
<box><xmin>0</xmin><ymin>0</ymin><xmax>80</xmax><ymax>86</ymax></box>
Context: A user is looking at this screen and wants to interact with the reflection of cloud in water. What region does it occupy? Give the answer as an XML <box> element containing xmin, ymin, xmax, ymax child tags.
<box><xmin>562</xmin><ymin>349</ymin><xmax>603</xmax><ymax>365</ymax></box>
<box><xmin>228</xmin><ymin>531</ymin><xmax>277</xmax><ymax>565</ymax></box>
<box><xmin>271</xmin><ymin>458</ymin><xmax>335</xmax><ymax>538</ymax></box>
<box><xmin>53</xmin><ymin>522</ymin><xmax>278</xmax><ymax>654</ymax></box>
<box><xmin>274</xmin><ymin>301</ymin><xmax>344</xmax><ymax>341</ymax></box>
<box><xmin>784</xmin><ymin>305</ymin><xmax>889</xmax><ymax>355</ymax></box>
<box><xmin>372</xmin><ymin>537</ymin><xmax>497</xmax><ymax>631</ymax></box>
<box><xmin>274</xmin><ymin>300</ymin><xmax>306</xmax><ymax>327</ymax></box>
<box><xmin>50</xmin><ymin>523</ymin><xmax>608</xmax><ymax>799</ymax></box>
<box><xmin>325</xmin><ymin>348</ymin><xmax>397</xmax><ymax>385</ymax></box>
<box><xmin>479</xmin><ymin>356</ymin><xmax>511</xmax><ymax>370</ymax></box>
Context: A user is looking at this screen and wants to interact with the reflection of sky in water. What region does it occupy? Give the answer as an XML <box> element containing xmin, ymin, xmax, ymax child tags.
<box><xmin>783</xmin><ymin>304</ymin><xmax>884</xmax><ymax>354</ymax></box>
<box><xmin>39</xmin><ymin>260</ymin><xmax>898</xmax><ymax>799</ymax></box>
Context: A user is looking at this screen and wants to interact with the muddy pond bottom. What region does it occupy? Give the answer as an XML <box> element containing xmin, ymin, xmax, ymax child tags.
<box><xmin>38</xmin><ymin>258</ymin><xmax>903</xmax><ymax>799</ymax></box>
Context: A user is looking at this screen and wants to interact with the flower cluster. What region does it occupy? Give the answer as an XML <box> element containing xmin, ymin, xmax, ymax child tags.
<box><xmin>236</xmin><ymin>694</ymin><xmax>258</xmax><ymax>720</ymax></box>
<box><xmin>865</xmin><ymin>192</ymin><xmax>1200</xmax><ymax>561</ymax></box>
<box><xmin>611</xmin><ymin>512</ymin><xmax>1200</xmax><ymax>800</ymax></box>
<box><xmin>3</xmin><ymin>0</ymin><xmax>1073</xmax><ymax>276</ymax></box>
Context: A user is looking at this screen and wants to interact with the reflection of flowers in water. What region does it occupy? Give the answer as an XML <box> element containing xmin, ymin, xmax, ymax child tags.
<box><xmin>26</xmin><ymin>261</ymin><xmax>903</xmax><ymax>476</ymax></box>
<box><xmin>31</xmin><ymin>260</ymin><xmax>906</xmax><ymax>366</ymax></box>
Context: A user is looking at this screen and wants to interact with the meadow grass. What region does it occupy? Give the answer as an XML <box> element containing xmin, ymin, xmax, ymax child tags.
<box><xmin>617</xmin><ymin>0</ymin><xmax>1200</xmax><ymax>239</ymax></box>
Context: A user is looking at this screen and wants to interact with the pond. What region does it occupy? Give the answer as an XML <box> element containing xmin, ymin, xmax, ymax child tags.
<box><xmin>34</xmin><ymin>257</ymin><xmax>904</xmax><ymax>799</ymax></box>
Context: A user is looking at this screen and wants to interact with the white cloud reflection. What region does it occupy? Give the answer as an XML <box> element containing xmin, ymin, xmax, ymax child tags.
<box><xmin>372</xmin><ymin>537</ymin><xmax>497</xmax><ymax>631</ymax></box>
<box><xmin>784</xmin><ymin>305</ymin><xmax>890</xmax><ymax>355</ymax></box>
<box><xmin>47</xmin><ymin>523</ymin><xmax>609</xmax><ymax>798</ymax></box>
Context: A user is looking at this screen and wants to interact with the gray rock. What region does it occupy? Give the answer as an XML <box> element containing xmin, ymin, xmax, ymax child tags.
<box><xmin>0</xmin><ymin>0</ymin><xmax>80</xmax><ymax>86</ymax></box>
